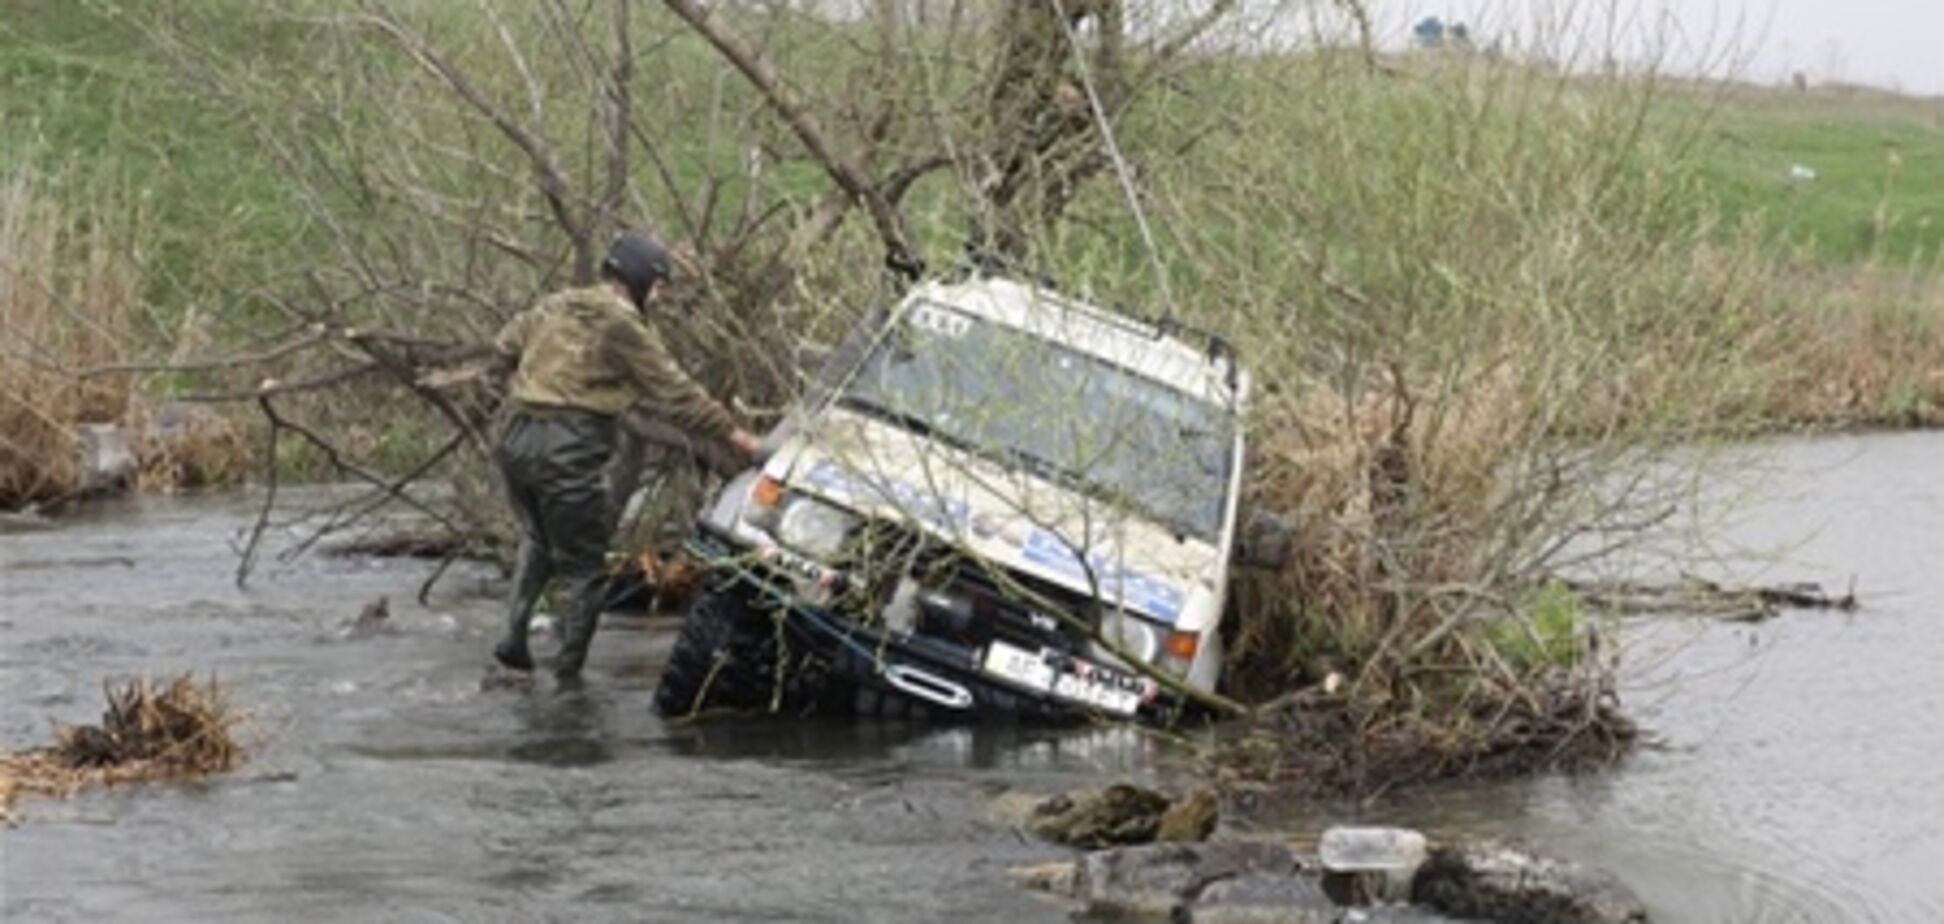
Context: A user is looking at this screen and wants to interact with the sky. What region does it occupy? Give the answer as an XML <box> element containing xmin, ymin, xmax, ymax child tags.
<box><xmin>1386</xmin><ymin>0</ymin><xmax>1944</xmax><ymax>95</ymax></box>
<box><xmin>1627</xmin><ymin>0</ymin><xmax>1944</xmax><ymax>95</ymax></box>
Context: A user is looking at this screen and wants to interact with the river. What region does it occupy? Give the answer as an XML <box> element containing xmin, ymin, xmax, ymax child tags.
<box><xmin>2</xmin><ymin>432</ymin><xmax>1940</xmax><ymax>922</ymax></box>
<box><xmin>1245</xmin><ymin>431</ymin><xmax>1944</xmax><ymax>923</ymax></box>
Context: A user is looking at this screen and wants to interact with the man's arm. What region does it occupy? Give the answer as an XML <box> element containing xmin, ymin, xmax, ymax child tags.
<box><xmin>493</xmin><ymin>309</ymin><xmax>541</xmax><ymax>369</ymax></box>
<box><xmin>602</xmin><ymin>317</ymin><xmax>759</xmax><ymax>457</ymax></box>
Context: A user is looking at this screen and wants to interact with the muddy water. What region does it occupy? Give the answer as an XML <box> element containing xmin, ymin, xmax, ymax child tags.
<box><xmin>0</xmin><ymin>490</ymin><xmax>1172</xmax><ymax>922</ymax></box>
<box><xmin>1245</xmin><ymin>432</ymin><xmax>1944</xmax><ymax>924</ymax></box>
<box><xmin>3</xmin><ymin>433</ymin><xmax>1941</xmax><ymax>922</ymax></box>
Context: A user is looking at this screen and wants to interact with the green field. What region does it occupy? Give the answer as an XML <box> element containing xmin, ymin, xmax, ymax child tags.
<box><xmin>1</xmin><ymin>0</ymin><xmax>306</xmax><ymax>340</ymax></box>
<box><xmin>1695</xmin><ymin>85</ymin><xmax>1943</xmax><ymax>266</ymax></box>
<box><xmin>6</xmin><ymin>4</ymin><xmax>1939</xmax><ymax>331</ymax></box>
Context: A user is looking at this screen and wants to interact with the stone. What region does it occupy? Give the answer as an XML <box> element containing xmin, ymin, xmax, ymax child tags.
<box><xmin>75</xmin><ymin>423</ymin><xmax>136</xmax><ymax>495</ymax></box>
<box><xmin>1338</xmin><ymin>907</ymin><xmax>1472</xmax><ymax>923</ymax></box>
<box><xmin>1410</xmin><ymin>840</ymin><xmax>1648</xmax><ymax>924</ymax></box>
<box><xmin>1158</xmin><ymin>788</ymin><xmax>1221</xmax><ymax>842</ymax></box>
<box><xmin>1008</xmin><ymin>861</ymin><xmax>1077</xmax><ymax>894</ymax></box>
<box><xmin>1181</xmin><ymin>872</ymin><xmax>1339</xmax><ymax>924</ymax></box>
<box><xmin>1075</xmin><ymin>841</ymin><xmax>1303</xmax><ymax>920</ymax></box>
<box><xmin>339</xmin><ymin>596</ymin><xmax>391</xmax><ymax>638</ymax></box>
<box><xmin>1031</xmin><ymin>783</ymin><xmax>1172</xmax><ymax>848</ymax></box>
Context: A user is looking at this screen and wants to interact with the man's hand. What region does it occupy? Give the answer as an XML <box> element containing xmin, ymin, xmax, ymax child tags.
<box><xmin>728</xmin><ymin>428</ymin><xmax>767</xmax><ymax>462</ymax></box>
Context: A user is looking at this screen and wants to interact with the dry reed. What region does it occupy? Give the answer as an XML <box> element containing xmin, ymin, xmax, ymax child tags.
<box><xmin>0</xmin><ymin>675</ymin><xmax>248</xmax><ymax>822</ymax></box>
<box><xmin>0</xmin><ymin>170</ymin><xmax>136</xmax><ymax>506</ymax></box>
<box><xmin>0</xmin><ymin>169</ymin><xmax>249</xmax><ymax>508</ymax></box>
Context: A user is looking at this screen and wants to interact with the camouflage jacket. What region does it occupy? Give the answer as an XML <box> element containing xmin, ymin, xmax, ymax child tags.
<box><xmin>494</xmin><ymin>286</ymin><xmax>738</xmax><ymax>442</ymax></box>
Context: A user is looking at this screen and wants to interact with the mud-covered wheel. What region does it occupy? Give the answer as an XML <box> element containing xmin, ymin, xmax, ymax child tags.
<box><xmin>655</xmin><ymin>587</ymin><xmax>769</xmax><ymax>716</ymax></box>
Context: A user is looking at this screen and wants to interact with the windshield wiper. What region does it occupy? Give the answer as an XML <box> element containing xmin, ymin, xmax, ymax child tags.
<box><xmin>835</xmin><ymin>393</ymin><xmax>935</xmax><ymax>438</ymax></box>
<box><xmin>993</xmin><ymin>447</ymin><xmax>1204</xmax><ymax>542</ymax></box>
<box><xmin>839</xmin><ymin>396</ymin><xmax>1211</xmax><ymax>541</ymax></box>
<box><xmin>836</xmin><ymin>393</ymin><xmax>985</xmax><ymax>460</ymax></box>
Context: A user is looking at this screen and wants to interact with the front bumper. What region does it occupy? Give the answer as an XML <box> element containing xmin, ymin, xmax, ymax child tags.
<box><xmin>684</xmin><ymin>525</ymin><xmax>1184</xmax><ymax>723</ymax></box>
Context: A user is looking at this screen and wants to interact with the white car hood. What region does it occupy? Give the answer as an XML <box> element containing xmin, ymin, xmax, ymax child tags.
<box><xmin>774</xmin><ymin>408</ymin><xmax>1222</xmax><ymax>629</ymax></box>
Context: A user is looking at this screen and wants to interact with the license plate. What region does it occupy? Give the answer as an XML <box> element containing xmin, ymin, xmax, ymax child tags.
<box><xmin>982</xmin><ymin>640</ymin><xmax>1143</xmax><ymax>716</ymax></box>
<box><xmin>982</xmin><ymin>639</ymin><xmax>1055</xmax><ymax>692</ymax></box>
<box><xmin>1051</xmin><ymin>671</ymin><xmax>1142</xmax><ymax>716</ymax></box>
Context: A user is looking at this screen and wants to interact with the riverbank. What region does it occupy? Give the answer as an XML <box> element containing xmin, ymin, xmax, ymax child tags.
<box><xmin>1223</xmin><ymin>431</ymin><xmax>1944</xmax><ymax>923</ymax></box>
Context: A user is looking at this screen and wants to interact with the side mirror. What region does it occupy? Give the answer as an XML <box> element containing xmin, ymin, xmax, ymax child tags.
<box><xmin>1234</xmin><ymin>510</ymin><xmax>1295</xmax><ymax>570</ymax></box>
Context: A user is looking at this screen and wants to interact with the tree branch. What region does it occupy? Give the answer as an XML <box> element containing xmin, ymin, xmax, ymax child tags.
<box><xmin>594</xmin><ymin>0</ymin><xmax>634</xmax><ymax>243</ymax></box>
<box><xmin>661</xmin><ymin>0</ymin><xmax>920</xmax><ymax>276</ymax></box>
<box><xmin>359</xmin><ymin>0</ymin><xmax>593</xmax><ymax>279</ymax></box>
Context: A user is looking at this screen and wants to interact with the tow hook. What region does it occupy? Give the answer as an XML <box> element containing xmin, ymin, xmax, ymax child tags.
<box><xmin>882</xmin><ymin>664</ymin><xmax>975</xmax><ymax>711</ymax></box>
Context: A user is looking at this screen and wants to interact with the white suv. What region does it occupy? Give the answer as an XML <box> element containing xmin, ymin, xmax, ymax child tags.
<box><xmin>654</xmin><ymin>275</ymin><xmax>1267</xmax><ymax>721</ymax></box>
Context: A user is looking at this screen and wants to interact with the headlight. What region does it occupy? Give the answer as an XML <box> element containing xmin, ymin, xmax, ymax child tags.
<box><xmin>774</xmin><ymin>495</ymin><xmax>858</xmax><ymax>561</ymax></box>
<box><xmin>1100</xmin><ymin>611</ymin><xmax>1161</xmax><ymax>664</ymax></box>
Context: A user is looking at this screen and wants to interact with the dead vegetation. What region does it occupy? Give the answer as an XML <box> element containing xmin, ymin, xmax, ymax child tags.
<box><xmin>0</xmin><ymin>169</ymin><xmax>250</xmax><ymax>510</ymax></box>
<box><xmin>0</xmin><ymin>170</ymin><xmax>136</xmax><ymax>507</ymax></box>
<box><xmin>1746</xmin><ymin>265</ymin><xmax>1944</xmax><ymax>428</ymax></box>
<box><xmin>0</xmin><ymin>675</ymin><xmax>248</xmax><ymax>822</ymax></box>
<box><xmin>1213</xmin><ymin>682</ymin><xmax>1639</xmax><ymax>798</ymax></box>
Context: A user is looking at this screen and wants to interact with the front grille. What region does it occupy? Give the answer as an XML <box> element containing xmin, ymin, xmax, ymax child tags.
<box><xmin>833</xmin><ymin>518</ymin><xmax>1102</xmax><ymax>654</ymax></box>
<box><xmin>940</xmin><ymin>561</ymin><xmax>1095</xmax><ymax>653</ymax></box>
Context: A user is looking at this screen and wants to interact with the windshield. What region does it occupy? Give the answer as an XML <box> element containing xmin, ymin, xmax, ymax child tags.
<box><xmin>838</xmin><ymin>300</ymin><xmax>1235</xmax><ymax>542</ymax></box>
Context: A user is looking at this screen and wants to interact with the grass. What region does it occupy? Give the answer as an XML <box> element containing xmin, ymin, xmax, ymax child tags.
<box><xmin>1692</xmin><ymin>84</ymin><xmax>1944</xmax><ymax>266</ymax></box>
<box><xmin>0</xmin><ymin>0</ymin><xmax>311</xmax><ymax>350</ymax></box>
<box><xmin>1489</xmin><ymin>582</ymin><xmax>1591</xmax><ymax>672</ymax></box>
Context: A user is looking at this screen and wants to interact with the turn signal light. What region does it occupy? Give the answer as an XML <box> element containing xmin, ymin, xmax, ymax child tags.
<box><xmin>1164</xmin><ymin>630</ymin><xmax>1200</xmax><ymax>661</ymax></box>
<box><xmin>751</xmin><ymin>475</ymin><xmax>784</xmax><ymax>509</ymax></box>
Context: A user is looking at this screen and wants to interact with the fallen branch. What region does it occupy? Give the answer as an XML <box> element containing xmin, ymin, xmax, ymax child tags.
<box><xmin>181</xmin><ymin>362</ymin><xmax>382</xmax><ymax>404</ymax></box>
<box><xmin>257</xmin><ymin>393</ymin><xmax>464</xmax><ymax>536</ymax></box>
<box><xmin>1558</xmin><ymin>575</ymin><xmax>1859</xmax><ymax>622</ymax></box>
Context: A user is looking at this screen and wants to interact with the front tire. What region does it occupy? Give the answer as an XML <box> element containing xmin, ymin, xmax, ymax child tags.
<box><xmin>656</xmin><ymin>587</ymin><xmax>768</xmax><ymax>716</ymax></box>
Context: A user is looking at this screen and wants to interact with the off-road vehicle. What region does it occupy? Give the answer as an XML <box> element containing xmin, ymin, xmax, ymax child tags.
<box><xmin>654</xmin><ymin>275</ymin><xmax>1277</xmax><ymax>721</ymax></box>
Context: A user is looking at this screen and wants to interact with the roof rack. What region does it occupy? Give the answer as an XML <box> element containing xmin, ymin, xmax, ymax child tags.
<box><xmin>944</xmin><ymin>239</ymin><xmax>1241</xmax><ymax>389</ymax></box>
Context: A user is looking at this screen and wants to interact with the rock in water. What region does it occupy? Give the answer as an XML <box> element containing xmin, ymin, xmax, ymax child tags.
<box><xmin>1158</xmin><ymin>787</ymin><xmax>1221</xmax><ymax>843</ymax></box>
<box><xmin>1032</xmin><ymin>783</ymin><xmax>1172</xmax><ymax>847</ymax></box>
<box><xmin>1073</xmin><ymin>841</ymin><xmax>1301</xmax><ymax>919</ymax></box>
<box><xmin>75</xmin><ymin>423</ymin><xmax>136</xmax><ymax>495</ymax></box>
<box><xmin>343</xmin><ymin>596</ymin><xmax>390</xmax><ymax>638</ymax></box>
<box><xmin>1183</xmin><ymin>872</ymin><xmax>1338</xmax><ymax>924</ymax></box>
<box><xmin>1410</xmin><ymin>840</ymin><xmax>1649</xmax><ymax>924</ymax></box>
<box><xmin>1007</xmin><ymin>861</ymin><xmax>1077</xmax><ymax>894</ymax></box>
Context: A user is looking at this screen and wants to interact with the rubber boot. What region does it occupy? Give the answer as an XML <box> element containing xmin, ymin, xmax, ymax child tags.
<box><xmin>495</xmin><ymin>536</ymin><xmax>551</xmax><ymax>672</ymax></box>
<box><xmin>551</xmin><ymin>569</ymin><xmax>608</xmax><ymax>681</ymax></box>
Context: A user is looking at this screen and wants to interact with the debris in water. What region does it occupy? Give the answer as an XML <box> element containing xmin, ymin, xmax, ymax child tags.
<box><xmin>1319</xmin><ymin>825</ymin><xmax>1430</xmax><ymax>903</ymax></box>
<box><xmin>1027</xmin><ymin>783</ymin><xmax>1219</xmax><ymax>848</ymax></box>
<box><xmin>1156</xmin><ymin>787</ymin><xmax>1220</xmax><ymax>843</ymax></box>
<box><xmin>1560</xmin><ymin>575</ymin><xmax>1858</xmax><ymax>622</ymax></box>
<box><xmin>0</xmin><ymin>675</ymin><xmax>247</xmax><ymax>821</ymax></box>
<box><xmin>341</xmin><ymin>595</ymin><xmax>390</xmax><ymax>637</ymax></box>
<box><xmin>326</xmin><ymin>527</ymin><xmax>486</xmax><ymax>561</ymax></box>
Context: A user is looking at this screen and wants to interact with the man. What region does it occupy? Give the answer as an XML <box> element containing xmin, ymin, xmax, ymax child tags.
<box><xmin>492</xmin><ymin>231</ymin><xmax>761</xmax><ymax>681</ymax></box>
